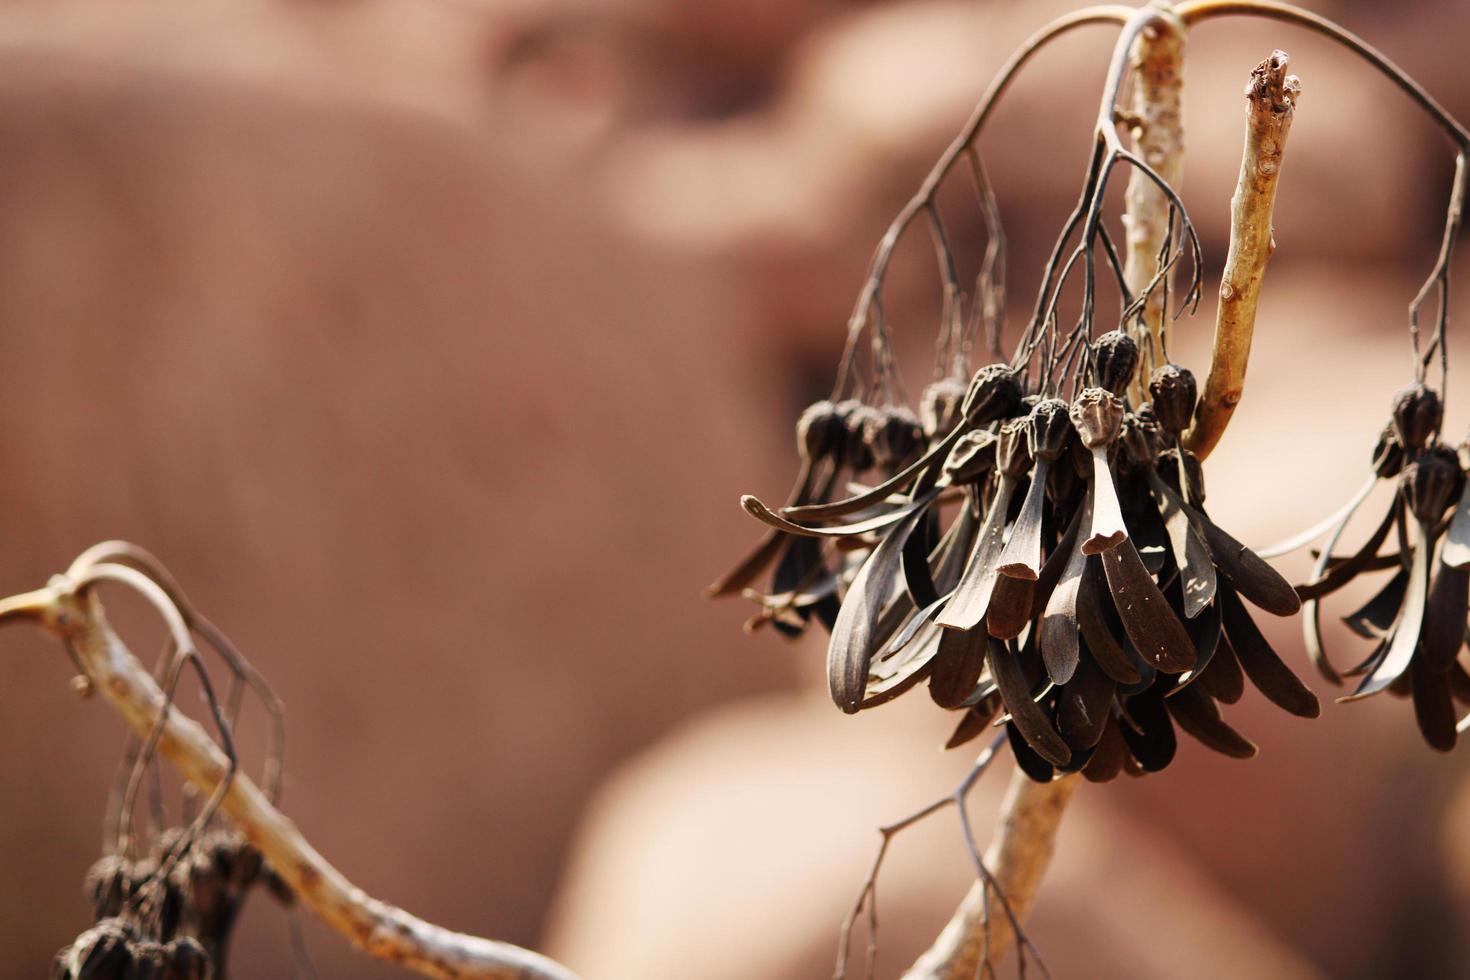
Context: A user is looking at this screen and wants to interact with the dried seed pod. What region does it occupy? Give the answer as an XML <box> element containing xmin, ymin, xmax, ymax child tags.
<box><xmin>960</xmin><ymin>363</ymin><xmax>1024</xmax><ymax>425</ymax></box>
<box><xmin>864</xmin><ymin>405</ymin><xmax>924</xmax><ymax>471</ymax></box>
<box><xmin>1118</xmin><ymin>411</ymin><xmax>1161</xmax><ymax>473</ymax></box>
<box><xmin>131</xmin><ymin>940</ymin><xmax>169</xmax><ymax>980</ymax></box>
<box><xmin>1069</xmin><ymin>388</ymin><xmax>1125</xmax><ymax>449</ymax></box>
<box><xmin>1373</xmin><ymin>422</ymin><xmax>1406</xmax><ymax>479</ymax></box>
<box><xmin>1148</xmin><ymin>363</ymin><xmax>1198</xmax><ymax>434</ymax></box>
<box><xmin>84</xmin><ymin>854</ymin><xmax>134</xmax><ymax>919</ymax></box>
<box><xmin>996</xmin><ymin>418</ymin><xmax>1033</xmax><ymax>478</ymax></box>
<box><xmin>920</xmin><ymin>378</ymin><xmax>967</xmax><ymax>437</ymax></box>
<box><xmin>1028</xmin><ymin>398</ymin><xmax>1073</xmax><ymax>461</ymax></box>
<box><xmin>1403</xmin><ymin>448</ymin><xmax>1461</xmax><ymax>524</ymax></box>
<box><xmin>60</xmin><ymin>919</ymin><xmax>135</xmax><ymax>980</ymax></box>
<box><xmin>795</xmin><ymin>400</ymin><xmax>844</xmax><ymax>462</ymax></box>
<box><xmin>1089</xmin><ymin>330</ymin><xmax>1139</xmax><ymax>396</ymax></box>
<box><xmin>837</xmin><ymin>401</ymin><xmax>882</xmax><ymax>471</ymax></box>
<box><xmin>164</xmin><ymin>937</ymin><xmax>212</xmax><ymax>980</ymax></box>
<box><xmin>1391</xmin><ymin>382</ymin><xmax>1442</xmax><ymax>451</ymax></box>
<box><xmin>943</xmin><ymin>429</ymin><xmax>997</xmax><ymax>486</ymax></box>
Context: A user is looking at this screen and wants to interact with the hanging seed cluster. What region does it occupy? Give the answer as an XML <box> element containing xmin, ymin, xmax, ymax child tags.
<box><xmin>716</xmin><ymin>330</ymin><xmax>1320</xmax><ymax>782</ymax></box>
<box><xmin>54</xmin><ymin>829</ymin><xmax>294</xmax><ymax>979</ymax></box>
<box><xmin>1292</xmin><ymin>382</ymin><xmax>1470</xmax><ymax>751</ymax></box>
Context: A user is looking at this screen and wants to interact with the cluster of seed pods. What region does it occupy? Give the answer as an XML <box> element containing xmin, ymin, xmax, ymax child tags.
<box><xmin>1294</xmin><ymin>382</ymin><xmax>1470</xmax><ymax>750</ymax></box>
<box><xmin>54</xmin><ymin>829</ymin><xmax>293</xmax><ymax>979</ymax></box>
<box><xmin>719</xmin><ymin>330</ymin><xmax>1322</xmax><ymax>781</ymax></box>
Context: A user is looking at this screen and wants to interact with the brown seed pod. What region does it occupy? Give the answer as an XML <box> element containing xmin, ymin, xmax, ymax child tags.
<box><xmin>943</xmin><ymin>429</ymin><xmax>997</xmax><ymax>486</ymax></box>
<box><xmin>996</xmin><ymin>417</ymin><xmax>1033</xmax><ymax>478</ymax></box>
<box><xmin>864</xmin><ymin>405</ymin><xmax>924</xmax><ymax>471</ymax></box>
<box><xmin>1117</xmin><ymin>412</ymin><xmax>1161</xmax><ymax>472</ymax></box>
<box><xmin>795</xmin><ymin>400</ymin><xmax>844</xmax><ymax>462</ymax></box>
<box><xmin>1090</xmin><ymin>330</ymin><xmax>1139</xmax><ymax>396</ymax></box>
<box><xmin>164</xmin><ymin>937</ymin><xmax>213</xmax><ymax>980</ymax></box>
<box><xmin>1391</xmin><ymin>382</ymin><xmax>1442</xmax><ymax>451</ymax></box>
<box><xmin>84</xmin><ymin>854</ymin><xmax>135</xmax><ymax>919</ymax></box>
<box><xmin>920</xmin><ymin>377</ymin><xmax>967</xmax><ymax>437</ymax></box>
<box><xmin>1373</xmin><ymin>422</ymin><xmax>1406</xmax><ymax>479</ymax></box>
<box><xmin>131</xmin><ymin>940</ymin><xmax>169</xmax><ymax>980</ymax></box>
<box><xmin>1069</xmin><ymin>387</ymin><xmax>1125</xmax><ymax>449</ymax></box>
<box><xmin>1148</xmin><ymin>363</ymin><xmax>1198</xmax><ymax>434</ymax></box>
<box><xmin>1028</xmin><ymin>398</ymin><xmax>1073</xmax><ymax>462</ymax></box>
<box><xmin>59</xmin><ymin>919</ymin><xmax>135</xmax><ymax>980</ymax></box>
<box><xmin>1404</xmin><ymin>447</ymin><xmax>1462</xmax><ymax>524</ymax></box>
<box><xmin>961</xmin><ymin>363</ymin><xmax>1024</xmax><ymax>425</ymax></box>
<box><xmin>836</xmin><ymin>401</ymin><xmax>882</xmax><ymax>471</ymax></box>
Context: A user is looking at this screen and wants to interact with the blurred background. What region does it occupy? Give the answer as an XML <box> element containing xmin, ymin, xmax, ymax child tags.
<box><xmin>0</xmin><ymin>0</ymin><xmax>1467</xmax><ymax>976</ymax></box>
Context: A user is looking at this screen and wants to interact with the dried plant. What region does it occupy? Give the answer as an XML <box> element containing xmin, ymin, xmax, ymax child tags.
<box><xmin>2</xmin><ymin>2</ymin><xmax>1469</xmax><ymax>979</ymax></box>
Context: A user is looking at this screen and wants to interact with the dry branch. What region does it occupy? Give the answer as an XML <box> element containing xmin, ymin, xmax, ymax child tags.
<box><xmin>901</xmin><ymin>771</ymin><xmax>1078</xmax><ymax>979</ymax></box>
<box><xmin>3</xmin><ymin>575</ymin><xmax>580</xmax><ymax>980</ymax></box>
<box><xmin>1185</xmin><ymin>50</ymin><xmax>1300</xmax><ymax>458</ymax></box>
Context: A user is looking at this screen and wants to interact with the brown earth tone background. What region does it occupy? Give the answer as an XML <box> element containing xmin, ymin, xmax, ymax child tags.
<box><xmin>0</xmin><ymin>0</ymin><xmax>1468</xmax><ymax>977</ymax></box>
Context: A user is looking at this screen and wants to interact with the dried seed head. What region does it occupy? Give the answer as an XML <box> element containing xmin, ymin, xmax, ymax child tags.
<box><xmin>1027</xmin><ymin>398</ymin><xmax>1073</xmax><ymax>461</ymax></box>
<box><xmin>131</xmin><ymin>940</ymin><xmax>169</xmax><ymax>979</ymax></box>
<box><xmin>920</xmin><ymin>378</ymin><xmax>968</xmax><ymax>437</ymax></box>
<box><xmin>1391</xmin><ymin>382</ymin><xmax>1442</xmax><ymax>451</ymax></box>
<box><xmin>1148</xmin><ymin>363</ymin><xmax>1198</xmax><ymax>434</ymax></box>
<box><xmin>943</xmin><ymin>429</ymin><xmax>997</xmax><ymax>485</ymax></box>
<box><xmin>1404</xmin><ymin>447</ymin><xmax>1461</xmax><ymax>524</ymax></box>
<box><xmin>1069</xmin><ymin>387</ymin><xmax>1125</xmax><ymax>449</ymax></box>
<box><xmin>795</xmin><ymin>400</ymin><xmax>844</xmax><ymax>462</ymax></box>
<box><xmin>61</xmin><ymin>919</ymin><xmax>135</xmax><ymax>980</ymax></box>
<box><xmin>836</xmin><ymin>401</ymin><xmax>881</xmax><ymax>471</ymax></box>
<box><xmin>961</xmin><ymin>363</ymin><xmax>1024</xmax><ymax>425</ymax></box>
<box><xmin>864</xmin><ymin>405</ymin><xmax>924</xmax><ymax>471</ymax></box>
<box><xmin>996</xmin><ymin>418</ymin><xmax>1033</xmax><ymax>478</ymax></box>
<box><xmin>84</xmin><ymin>854</ymin><xmax>134</xmax><ymax>919</ymax></box>
<box><xmin>165</xmin><ymin>937</ymin><xmax>213</xmax><ymax>980</ymax></box>
<box><xmin>1090</xmin><ymin>330</ymin><xmax>1139</xmax><ymax>396</ymax></box>
<box><xmin>1118</xmin><ymin>411</ymin><xmax>1161</xmax><ymax>472</ymax></box>
<box><xmin>1373</xmin><ymin>422</ymin><xmax>1406</xmax><ymax>479</ymax></box>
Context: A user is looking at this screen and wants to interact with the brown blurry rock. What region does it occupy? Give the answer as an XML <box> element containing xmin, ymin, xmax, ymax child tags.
<box><xmin>545</xmin><ymin>690</ymin><xmax>1324</xmax><ymax>980</ymax></box>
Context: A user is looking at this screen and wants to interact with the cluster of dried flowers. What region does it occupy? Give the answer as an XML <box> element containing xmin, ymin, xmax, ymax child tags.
<box><xmin>714</xmin><ymin>326</ymin><xmax>1322</xmax><ymax>781</ymax></box>
<box><xmin>54</xmin><ymin>829</ymin><xmax>294</xmax><ymax>979</ymax></box>
<box><xmin>1281</xmin><ymin>381</ymin><xmax>1470</xmax><ymax>751</ymax></box>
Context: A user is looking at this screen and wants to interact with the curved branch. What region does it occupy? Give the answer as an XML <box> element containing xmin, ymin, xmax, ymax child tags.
<box><xmin>7</xmin><ymin>574</ymin><xmax>580</xmax><ymax>980</ymax></box>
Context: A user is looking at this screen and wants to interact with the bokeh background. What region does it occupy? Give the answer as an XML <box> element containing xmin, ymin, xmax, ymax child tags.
<box><xmin>0</xmin><ymin>0</ymin><xmax>1467</xmax><ymax>977</ymax></box>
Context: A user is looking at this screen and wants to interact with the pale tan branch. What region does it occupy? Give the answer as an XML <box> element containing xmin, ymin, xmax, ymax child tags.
<box><xmin>901</xmin><ymin>771</ymin><xmax>1078</xmax><ymax>979</ymax></box>
<box><xmin>1185</xmin><ymin>50</ymin><xmax>1300</xmax><ymax>458</ymax></box>
<box><xmin>11</xmin><ymin>572</ymin><xmax>580</xmax><ymax>980</ymax></box>
<box><xmin>1122</xmin><ymin>2</ymin><xmax>1187</xmax><ymax>402</ymax></box>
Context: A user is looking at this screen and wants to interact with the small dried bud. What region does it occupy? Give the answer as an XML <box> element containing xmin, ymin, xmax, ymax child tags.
<box><xmin>165</xmin><ymin>937</ymin><xmax>213</xmax><ymax>980</ymax></box>
<box><xmin>1090</xmin><ymin>331</ymin><xmax>1139</xmax><ymax>396</ymax></box>
<box><xmin>1391</xmin><ymin>382</ymin><xmax>1442</xmax><ymax>451</ymax></box>
<box><xmin>920</xmin><ymin>378</ymin><xmax>967</xmax><ymax>437</ymax></box>
<box><xmin>795</xmin><ymin>400</ymin><xmax>844</xmax><ymax>462</ymax></box>
<box><xmin>62</xmin><ymin>919</ymin><xmax>135</xmax><ymax>980</ymax></box>
<box><xmin>943</xmin><ymin>429</ymin><xmax>997</xmax><ymax>485</ymax></box>
<box><xmin>1069</xmin><ymin>387</ymin><xmax>1125</xmax><ymax>449</ymax></box>
<box><xmin>1118</xmin><ymin>411</ymin><xmax>1161</xmax><ymax>472</ymax></box>
<box><xmin>864</xmin><ymin>405</ymin><xmax>924</xmax><ymax>471</ymax></box>
<box><xmin>961</xmin><ymin>363</ymin><xmax>1024</xmax><ymax>425</ymax></box>
<box><xmin>996</xmin><ymin>418</ymin><xmax>1033</xmax><ymax>478</ymax></box>
<box><xmin>1403</xmin><ymin>448</ymin><xmax>1461</xmax><ymax>524</ymax></box>
<box><xmin>1148</xmin><ymin>363</ymin><xmax>1197</xmax><ymax>433</ymax></box>
<box><xmin>1372</xmin><ymin>423</ymin><xmax>1405</xmax><ymax>479</ymax></box>
<box><xmin>85</xmin><ymin>855</ymin><xmax>134</xmax><ymax>919</ymax></box>
<box><xmin>836</xmin><ymin>401</ymin><xmax>882</xmax><ymax>471</ymax></box>
<box><xmin>1027</xmin><ymin>398</ymin><xmax>1073</xmax><ymax>461</ymax></box>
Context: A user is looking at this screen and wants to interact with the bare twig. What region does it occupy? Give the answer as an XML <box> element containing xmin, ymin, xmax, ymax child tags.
<box><xmin>1183</xmin><ymin>51</ymin><xmax>1300</xmax><ymax>458</ymax></box>
<box><xmin>1119</xmin><ymin>3</ymin><xmax>1187</xmax><ymax>400</ymax></box>
<box><xmin>0</xmin><ymin>569</ymin><xmax>580</xmax><ymax>980</ymax></box>
<box><xmin>901</xmin><ymin>772</ymin><xmax>1078</xmax><ymax>979</ymax></box>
